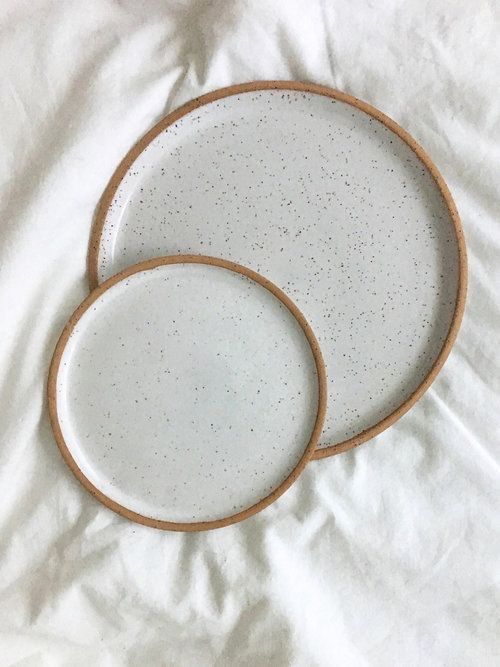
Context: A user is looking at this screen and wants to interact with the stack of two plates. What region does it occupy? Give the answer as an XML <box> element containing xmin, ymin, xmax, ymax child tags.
<box><xmin>48</xmin><ymin>82</ymin><xmax>466</xmax><ymax>531</ymax></box>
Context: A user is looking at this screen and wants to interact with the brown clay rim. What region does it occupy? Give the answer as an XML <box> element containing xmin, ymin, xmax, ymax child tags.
<box><xmin>48</xmin><ymin>254</ymin><xmax>327</xmax><ymax>531</ymax></box>
<box><xmin>87</xmin><ymin>80</ymin><xmax>468</xmax><ymax>461</ymax></box>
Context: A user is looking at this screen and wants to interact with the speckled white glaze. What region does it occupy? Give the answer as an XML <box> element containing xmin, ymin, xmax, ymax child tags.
<box><xmin>55</xmin><ymin>262</ymin><xmax>320</xmax><ymax>523</ymax></box>
<box><xmin>96</xmin><ymin>89</ymin><xmax>460</xmax><ymax>449</ymax></box>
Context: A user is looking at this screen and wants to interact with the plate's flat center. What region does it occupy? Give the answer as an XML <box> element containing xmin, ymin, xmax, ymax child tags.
<box><xmin>56</xmin><ymin>262</ymin><xmax>320</xmax><ymax>523</ymax></box>
<box><xmin>98</xmin><ymin>88</ymin><xmax>460</xmax><ymax>448</ymax></box>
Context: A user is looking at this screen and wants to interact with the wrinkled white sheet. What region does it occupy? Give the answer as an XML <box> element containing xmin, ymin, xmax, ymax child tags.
<box><xmin>0</xmin><ymin>1</ymin><xmax>499</xmax><ymax>664</ymax></box>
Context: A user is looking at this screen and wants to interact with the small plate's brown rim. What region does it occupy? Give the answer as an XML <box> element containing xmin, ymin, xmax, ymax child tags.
<box><xmin>48</xmin><ymin>254</ymin><xmax>327</xmax><ymax>531</ymax></box>
<box><xmin>87</xmin><ymin>80</ymin><xmax>467</xmax><ymax>461</ymax></box>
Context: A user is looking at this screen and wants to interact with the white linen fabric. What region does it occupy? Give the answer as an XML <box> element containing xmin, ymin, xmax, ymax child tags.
<box><xmin>0</xmin><ymin>1</ymin><xmax>499</xmax><ymax>664</ymax></box>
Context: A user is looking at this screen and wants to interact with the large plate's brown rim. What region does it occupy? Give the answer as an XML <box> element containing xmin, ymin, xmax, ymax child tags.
<box><xmin>48</xmin><ymin>254</ymin><xmax>327</xmax><ymax>531</ymax></box>
<box><xmin>87</xmin><ymin>80</ymin><xmax>468</xmax><ymax>461</ymax></box>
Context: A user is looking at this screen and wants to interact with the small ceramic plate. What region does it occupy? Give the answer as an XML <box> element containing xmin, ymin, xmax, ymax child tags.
<box><xmin>89</xmin><ymin>81</ymin><xmax>466</xmax><ymax>459</ymax></box>
<box><xmin>48</xmin><ymin>256</ymin><xmax>326</xmax><ymax>531</ymax></box>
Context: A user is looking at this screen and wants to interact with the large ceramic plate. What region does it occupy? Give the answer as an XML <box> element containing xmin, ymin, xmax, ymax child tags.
<box><xmin>89</xmin><ymin>81</ymin><xmax>467</xmax><ymax>459</ymax></box>
<box><xmin>48</xmin><ymin>256</ymin><xmax>326</xmax><ymax>531</ymax></box>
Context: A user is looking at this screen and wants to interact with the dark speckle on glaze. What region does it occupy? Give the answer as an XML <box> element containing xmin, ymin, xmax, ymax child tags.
<box><xmin>98</xmin><ymin>90</ymin><xmax>460</xmax><ymax>447</ymax></box>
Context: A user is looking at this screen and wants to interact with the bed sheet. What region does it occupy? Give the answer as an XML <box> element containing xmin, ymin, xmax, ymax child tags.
<box><xmin>0</xmin><ymin>1</ymin><xmax>499</xmax><ymax>664</ymax></box>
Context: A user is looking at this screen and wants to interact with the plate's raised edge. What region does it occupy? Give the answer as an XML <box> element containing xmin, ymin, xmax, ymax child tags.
<box><xmin>86</xmin><ymin>80</ymin><xmax>468</xmax><ymax>461</ymax></box>
<box><xmin>49</xmin><ymin>254</ymin><xmax>327</xmax><ymax>531</ymax></box>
